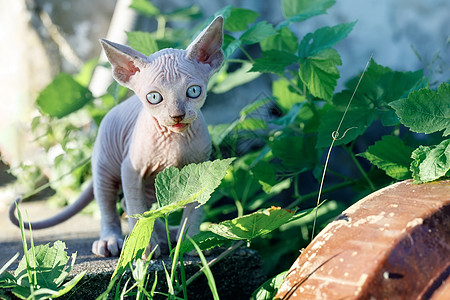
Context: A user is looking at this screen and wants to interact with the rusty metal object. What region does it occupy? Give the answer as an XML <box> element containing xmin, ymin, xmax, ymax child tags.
<box><xmin>276</xmin><ymin>179</ymin><xmax>450</xmax><ymax>299</ymax></box>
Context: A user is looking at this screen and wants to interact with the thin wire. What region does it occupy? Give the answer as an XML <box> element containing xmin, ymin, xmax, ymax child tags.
<box><xmin>310</xmin><ymin>54</ymin><xmax>373</xmax><ymax>242</ymax></box>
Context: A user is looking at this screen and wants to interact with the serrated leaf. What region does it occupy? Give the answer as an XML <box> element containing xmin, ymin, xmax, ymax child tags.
<box><xmin>389</xmin><ymin>82</ymin><xmax>450</xmax><ymax>136</ymax></box>
<box><xmin>252</xmin><ymin>271</ymin><xmax>288</xmax><ymax>300</ymax></box>
<box><xmin>36</xmin><ymin>73</ymin><xmax>93</xmax><ymax>118</ymax></box>
<box><xmin>317</xmin><ymin>107</ymin><xmax>377</xmax><ymax>148</ymax></box>
<box><xmin>281</xmin><ymin>0</ymin><xmax>335</xmax><ymax>18</ymax></box>
<box><xmin>250</xmin><ymin>50</ymin><xmax>299</xmax><ymax>75</ymax></box>
<box><xmin>299</xmin><ymin>48</ymin><xmax>341</xmax><ymax>101</ymax></box>
<box><xmin>299</xmin><ymin>22</ymin><xmax>356</xmax><ymax>57</ymax></box>
<box><xmin>209</xmin><ymin>207</ymin><xmax>296</xmax><ymax>240</ymax></box>
<box><xmin>225</xmin><ymin>8</ymin><xmax>259</xmax><ymax>32</ymax></box>
<box><xmin>126</xmin><ymin>31</ymin><xmax>158</xmax><ymax>56</ymax></box>
<box><xmin>260</xmin><ymin>27</ymin><xmax>298</xmax><ymax>53</ymax></box>
<box><xmin>155</xmin><ymin>158</ymin><xmax>235</xmax><ymax>207</ymax></box>
<box><xmin>179</xmin><ymin>231</ymin><xmax>230</xmax><ymax>254</ymax></box>
<box><xmin>337</xmin><ymin>59</ymin><xmax>427</xmax><ymax>108</ymax></box>
<box><xmin>129</xmin><ymin>0</ymin><xmax>160</xmax><ymax>17</ymax></box>
<box><xmin>358</xmin><ymin>135</ymin><xmax>413</xmax><ymax>180</ymax></box>
<box><xmin>240</xmin><ymin>21</ymin><xmax>277</xmax><ymax>45</ymax></box>
<box><xmin>410</xmin><ymin>139</ymin><xmax>450</xmax><ymax>183</ymax></box>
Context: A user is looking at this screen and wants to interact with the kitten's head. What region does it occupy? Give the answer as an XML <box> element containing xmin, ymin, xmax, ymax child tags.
<box><xmin>100</xmin><ymin>16</ymin><xmax>224</xmax><ymax>132</ymax></box>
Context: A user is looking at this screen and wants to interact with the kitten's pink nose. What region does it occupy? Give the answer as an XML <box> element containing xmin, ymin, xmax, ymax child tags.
<box><xmin>170</xmin><ymin>114</ymin><xmax>185</xmax><ymax>122</ymax></box>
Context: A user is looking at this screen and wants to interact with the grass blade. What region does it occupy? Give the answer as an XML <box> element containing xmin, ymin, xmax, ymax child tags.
<box><xmin>189</xmin><ymin>238</ymin><xmax>219</xmax><ymax>300</ymax></box>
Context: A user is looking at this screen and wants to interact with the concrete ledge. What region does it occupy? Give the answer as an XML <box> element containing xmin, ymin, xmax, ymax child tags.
<box><xmin>3</xmin><ymin>240</ymin><xmax>265</xmax><ymax>299</ymax></box>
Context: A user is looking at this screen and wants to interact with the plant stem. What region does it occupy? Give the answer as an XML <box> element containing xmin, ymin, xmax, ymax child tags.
<box><xmin>343</xmin><ymin>145</ymin><xmax>376</xmax><ymax>191</ymax></box>
<box><xmin>239</xmin><ymin>45</ymin><xmax>254</xmax><ymax>63</ymax></box>
<box><xmin>165</xmin><ymin>217</ymin><xmax>173</xmax><ymax>256</ymax></box>
<box><xmin>287</xmin><ymin>180</ymin><xmax>355</xmax><ymax>210</ymax></box>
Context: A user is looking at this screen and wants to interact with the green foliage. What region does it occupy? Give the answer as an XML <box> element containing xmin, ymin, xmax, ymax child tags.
<box><xmin>358</xmin><ymin>135</ymin><xmax>413</xmax><ymax>180</ymax></box>
<box><xmin>36</xmin><ymin>73</ymin><xmax>94</xmax><ymax>118</ymax></box>
<box><xmin>411</xmin><ymin>139</ymin><xmax>450</xmax><ymax>183</ymax></box>
<box><xmin>390</xmin><ymin>82</ymin><xmax>450</xmax><ymax>136</ymax></box>
<box><xmin>251</xmin><ymin>271</ymin><xmax>287</xmax><ymax>300</ymax></box>
<box><xmin>0</xmin><ymin>207</ymin><xmax>84</xmax><ymax>299</ymax></box>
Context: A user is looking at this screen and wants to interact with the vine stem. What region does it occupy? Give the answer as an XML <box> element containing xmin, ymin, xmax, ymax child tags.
<box><xmin>310</xmin><ymin>54</ymin><xmax>373</xmax><ymax>241</ymax></box>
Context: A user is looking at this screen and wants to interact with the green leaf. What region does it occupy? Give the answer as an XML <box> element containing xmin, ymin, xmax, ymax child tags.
<box><xmin>240</xmin><ymin>98</ymin><xmax>271</xmax><ymax>117</ymax></box>
<box><xmin>36</xmin><ymin>73</ymin><xmax>94</xmax><ymax>118</ymax></box>
<box><xmin>338</xmin><ymin>59</ymin><xmax>427</xmax><ymax>108</ymax></box>
<box><xmin>272</xmin><ymin>79</ymin><xmax>306</xmax><ymax>113</ymax></box>
<box><xmin>317</xmin><ymin>107</ymin><xmax>378</xmax><ymax>148</ymax></box>
<box><xmin>299</xmin><ymin>22</ymin><xmax>356</xmax><ymax>57</ymax></box>
<box><xmin>250</xmin><ymin>50</ymin><xmax>299</xmax><ymax>75</ymax></box>
<box><xmin>271</xmin><ymin>135</ymin><xmax>316</xmax><ymax>171</ymax></box>
<box><xmin>250</xmin><ymin>160</ymin><xmax>278</xmax><ymax>193</ymax></box>
<box><xmin>251</xmin><ymin>271</ymin><xmax>288</xmax><ymax>300</ymax></box>
<box><xmin>299</xmin><ymin>48</ymin><xmax>341</xmax><ymax>101</ymax></box>
<box><xmin>225</xmin><ymin>8</ymin><xmax>259</xmax><ymax>32</ymax></box>
<box><xmin>222</xmin><ymin>34</ymin><xmax>242</xmax><ymax>58</ymax></box>
<box><xmin>281</xmin><ymin>0</ymin><xmax>335</xmax><ymax>18</ymax></box>
<box><xmin>165</xmin><ymin>5</ymin><xmax>202</xmax><ymax>21</ymax></box>
<box><xmin>389</xmin><ymin>82</ymin><xmax>450</xmax><ymax>136</ymax></box>
<box><xmin>179</xmin><ymin>231</ymin><xmax>230</xmax><ymax>255</ymax></box>
<box><xmin>410</xmin><ymin>139</ymin><xmax>450</xmax><ymax>183</ymax></box>
<box><xmin>358</xmin><ymin>135</ymin><xmax>413</xmax><ymax>180</ymax></box>
<box><xmin>260</xmin><ymin>27</ymin><xmax>298</xmax><ymax>53</ymax></box>
<box><xmin>112</xmin><ymin>217</ymin><xmax>156</xmax><ymax>278</ymax></box>
<box><xmin>240</xmin><ymin>21</ymin><xmax>277</xmax><ymax>45</ymax></box>
<box><xmin>212</xmin><ymin>61</ymin><xmax>261</xmax><ymax>94</ymax></box>
<box><xmin>126</xmin><ymin>31</ymin><xmax>158</xmax><ymax>56</ymax></box>
<box><xmin>209</xmin><ymin>207</ymin><xmax>296</xmax><ymax>240</ymax></box>
<box><xmin>129</xmin><ymin>0</ymin><xmax>160</xmax><ymax>17</ymax></box>
<box><xmin>155</xmin><ymin>158</ymin><xmax>235</xmax><ymax>207</ymax></box>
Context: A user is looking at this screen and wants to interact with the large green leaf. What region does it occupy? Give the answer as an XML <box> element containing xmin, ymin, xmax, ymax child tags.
<box><xmin>250</xmin><ymin>50</ymin><xmax>299</xmax><ymax>75</ymax></box>
<box><xmin>299</xmin><ymin>22</ymin><xmax>356</xmax><ymax>57</ymax></box>
<box><xmin>299</xmin><ymin>48</ymin><xmax>341</xmax><ymax>101</ymax></box>
<box><xmin>317</xmin><ymin>107</ymin><xmax>378</xmax><ymax>148</ymax></box>
<box><xmin>358</xmin><ymin>135</ymin><xmax>413</xmax><ymax>180</ymax></box>
<box><xmin>270</xmin><ymin>134</ymin><xmax>316</xmax><ymax>171</ymax></box>
<box><xmin>179</xmin><ymin>231</ymin><xmax>231</xmax><ymax>254</ymax></box>
<box><xmin>155</xmin><ymin>158</ymin><xmax>235</xmax><ymax>207</ymax></box>
<box><xmin>36</xmin><ymin>73</ymin><xmax>94</xmax><ymax>118</ymax></box>
<box><xmin>389</xmin><ymin>82</ymin><xmax>450</xmax><ymax>136</ymax></box>
<box><xmin>224</xmin><ymin>8</ymin><xmax>259</xmax><ymax>32</ymax></box>
<box><xmin>212</xmin><ymin>62</ymin><xmax>261</xmax><ymax>94</ymax></box>
<box><xmin>209</xmin><ymin>207</ymin><xmax>295</xmax><ymax>240</ymax></box>
<box><xmin>411</xmin><ymin>139</ymin><xmax>450</xmax><ymax>183</ymax></box>
<box><xmin>260</xmin><ymin>27</ymin><xmax>299</xmax><ymax>53</ymax></box>
<box><xmin>126</xmin><ymin>31</ymin><xmax>158</xmax><ymax>56</ymax></box>
<box><xmin>240</xmin><ymin>21</ymin><xmax>277</xmax><ymax>45</ymax></box>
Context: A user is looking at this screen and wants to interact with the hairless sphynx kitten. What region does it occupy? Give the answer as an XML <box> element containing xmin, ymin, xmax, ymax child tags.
<box><xmin>10</xmin><ymin>16</ymin><xmax>224</xmax><ymax>258</ymax></box>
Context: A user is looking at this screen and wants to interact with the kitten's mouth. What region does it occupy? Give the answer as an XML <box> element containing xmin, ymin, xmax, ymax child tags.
<box><xmin>170</xmin><ymin>123</ymin><xmax>189</xmax><ymax>132</ymax></box>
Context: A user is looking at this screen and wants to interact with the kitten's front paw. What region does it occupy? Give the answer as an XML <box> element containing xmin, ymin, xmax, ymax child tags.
<box><xmin>92</xmin><ymin>236</ymin><xmax>124</xmax><ymax>257</ymax></box>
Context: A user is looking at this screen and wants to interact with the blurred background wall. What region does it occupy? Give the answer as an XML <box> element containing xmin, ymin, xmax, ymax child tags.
<box><xmin>0</xmin><ymin>0</ymin><xmax>449</xmax><ymax>165</ymax></box>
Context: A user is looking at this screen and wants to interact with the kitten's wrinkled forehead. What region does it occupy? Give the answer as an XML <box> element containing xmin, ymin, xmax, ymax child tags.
<box><xmin>146</xmin><ymin>49</ymin><xmax>197</xmax><ymax>82</ymax></box>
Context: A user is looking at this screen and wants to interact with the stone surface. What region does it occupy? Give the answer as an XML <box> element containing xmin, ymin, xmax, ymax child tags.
<box><xmin>276</xmin><ymin>179</ymin><xmax>450</xmax><ymax>299</ymax></box>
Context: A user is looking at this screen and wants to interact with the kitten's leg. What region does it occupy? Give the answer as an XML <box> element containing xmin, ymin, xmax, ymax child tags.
<box><xmin>121</xmin><ymin>158</ymin><xmax>163</xmax><ymax>257</ymax></box>
<box><xmin>92</xmin><ymin>178</ymin><xmax>123</xmax><ymax>257</ymax></box>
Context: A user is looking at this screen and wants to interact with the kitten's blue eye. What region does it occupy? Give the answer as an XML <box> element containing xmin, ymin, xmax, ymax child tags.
<box><xmin>146</xmin><ymin>92</ymin><xmax>163</xmax><ymax>104</ymax></box>
<box><xmin>186</xmin><ymin>85</ymin><xmax>202</xmax><ymax>98</ymax></box>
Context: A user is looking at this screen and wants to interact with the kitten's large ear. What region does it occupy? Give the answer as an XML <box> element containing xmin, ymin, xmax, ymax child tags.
<box><xmin>100</xmin><ymin>39</ymin><xmax>148</xmax><ymax>88</ymax></box>
<box><xmin>186</xmin><ymin>16</ymin><xmax>224</xmax><ymax>75</ymax></box>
